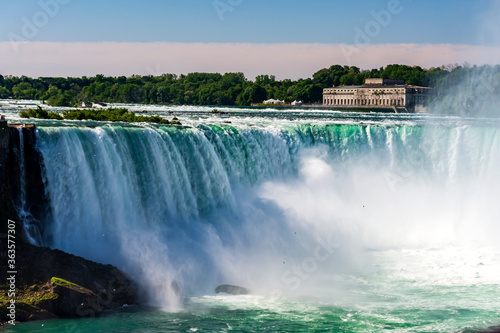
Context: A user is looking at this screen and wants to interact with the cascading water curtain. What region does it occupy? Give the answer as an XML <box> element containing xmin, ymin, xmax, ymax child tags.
<box><xmin>32</xmin><ymin>122</ymin><xmax>500</xmax><ymax>308</ymax></box>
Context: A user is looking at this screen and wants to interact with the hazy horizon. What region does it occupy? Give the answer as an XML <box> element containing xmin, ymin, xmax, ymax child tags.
<box><xmin>2</xmin><ymin>0</ymin><xmax>500</xmax><ymax>80</ymax></box>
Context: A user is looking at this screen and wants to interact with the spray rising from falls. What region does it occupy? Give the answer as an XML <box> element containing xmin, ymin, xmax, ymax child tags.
<box><xmin>429</xmin><ymin>64</ymin><xmax>500</xmax><ymax>116</ymax></box>
<box><xmin>33</xmin><ymin>121</ymin><xmax>500</xmax><ymax>308</ymax></box>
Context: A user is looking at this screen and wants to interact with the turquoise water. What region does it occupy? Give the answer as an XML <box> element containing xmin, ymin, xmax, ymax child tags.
<box><xmin>7</xmin><ymin>247</ymin><xmax>500</xmax><ymax>332</ymax></box>
<box><xmin>2</xmin><ymin>102</ymin><xmax>500</xmax><ymax>332</ymax></box>
<box><xmin>7</xmin><ymin>276</ymin><xmax>500</xmax><ymax>333</ymax></box>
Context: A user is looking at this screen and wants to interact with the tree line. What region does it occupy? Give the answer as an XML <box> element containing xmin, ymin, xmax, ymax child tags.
<box><xmin>0</xmin><ymin>64</ymin><xmax>498</xmax><ymax>107</ymax></box>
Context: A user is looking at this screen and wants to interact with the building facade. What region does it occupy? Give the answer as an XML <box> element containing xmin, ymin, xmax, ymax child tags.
<box><xmin>262</xmin><ymin>98</ymin><xmax>285</xmax><ymax>105</ymax></box>
<box><xmin>323</xmin><ymin>78</ymin><xmax>432</xmax><ymax>112</ymax></box>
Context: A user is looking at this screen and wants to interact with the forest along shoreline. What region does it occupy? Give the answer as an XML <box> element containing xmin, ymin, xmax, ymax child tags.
<box><xmin>0</xmin><ymin>64</ymin><xmax>488</xmax><ymax>108</ymax></box>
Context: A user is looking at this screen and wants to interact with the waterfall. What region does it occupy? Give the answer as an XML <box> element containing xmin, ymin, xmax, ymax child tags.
<box><xmin>11</xmin><ymin>127</ymin><xmax>42</xmax><ymax>245</ymax></box>
<box><xmin>32</xmin><ymin>121</ymin><xmax>500</xmax><ymax>308</ymax></box>
<box><xmin>13</xmin><ymin>127</ymin><xmax>27</xmax><ymax>211</ymax></box>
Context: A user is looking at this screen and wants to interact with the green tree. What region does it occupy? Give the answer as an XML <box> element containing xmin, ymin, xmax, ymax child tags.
<box><xmin>12</xmin><ymin>82</ymin><xmax>37</xmax><ymax>99</ymax></box>
<box><xmin>255</xmin><ymin>75</ymin><xmax>276</xmax><ymax>86</ymax></box>
<box><xmin>340</xmin><ymin>74</ymin><xmax>355</xmax><ymax>86</ymax></box>
<box><xmin>0</xmin><ymin>86</ymin><xmax>10</xmax><ymax>98</ymax></box>
<box><xmin>313</xmin><ymin>68</ymin><xmax>334</xmax><ymax>87</ymax></box>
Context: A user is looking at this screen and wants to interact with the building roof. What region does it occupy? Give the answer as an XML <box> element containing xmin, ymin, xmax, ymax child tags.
<box><xmin>324</xmin><ymin>84</ymin><xmax>432</xmax><ymax>90</ymax></box>
<box><xmin>324</xmin><ymin>78</ymin><xmax>432</xmax><ymax>91</ymax></box>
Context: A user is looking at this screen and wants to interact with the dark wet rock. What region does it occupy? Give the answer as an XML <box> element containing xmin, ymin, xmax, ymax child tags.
<box><xmin>0</xmin><ymin>238</ymin><xmax>138</xmax><ymax>325</ymax></box>
<box><xmin>0</xmin><ymin>125</ymin><xmax>48</xmax><ymax>240</ymax></box>
<box><xmin>215</xmin><ymin>284</ymin><xmax>251</xmax><ymax>295</ymax></box>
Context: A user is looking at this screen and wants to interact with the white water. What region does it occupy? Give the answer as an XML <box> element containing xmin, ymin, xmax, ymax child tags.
<box><xmin>31</xmin><ymin>119</ymin><xmax>500</xmax><ymax>314</ymax></box>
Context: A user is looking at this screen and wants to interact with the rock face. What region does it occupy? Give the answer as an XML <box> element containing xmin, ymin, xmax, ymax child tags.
<box><xmin>0</xmin><ymin>124</ymin><xmax>16</xmax><ymax>234</ymax></box>
<box><xmin>215</xmin><ymin>284</ymin><xmax>251</xmax><ymax>295</ymax></box>
<box><xmin>0</xmin><ymin>123</ymin><xmax>139</xmax><ymax>325</ymax></box>
<box><xmin>0</xmin><ymin>125</ymin><xmax>48</xmax><ymax>240</ymax></box>
<box><xmin>0</xmin><ymin>237</ymin><xmax>138</xmax><ymax>324</ymax></box>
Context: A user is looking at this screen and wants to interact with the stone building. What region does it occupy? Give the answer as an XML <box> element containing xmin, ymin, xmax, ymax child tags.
<box><xmin>323</xmin><ymin>78</ymin><xmax>432</xmax><ymax>112</ymax></box>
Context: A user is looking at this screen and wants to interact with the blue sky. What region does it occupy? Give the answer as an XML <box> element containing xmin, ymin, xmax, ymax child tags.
<box><xmin>1</xmin><ymin>0</ymin><xmax>499</xmax><ymax>79</ymax></box>
<box><xmin>0</xmin><ymin>0</ymin><xmax>493</xmax><ymax>44</ymax></box>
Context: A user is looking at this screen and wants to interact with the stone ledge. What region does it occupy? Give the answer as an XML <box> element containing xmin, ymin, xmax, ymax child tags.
<box><xmin>0</xmin><ymin>237</ymin><xmax>139</xmax><ymax>325</ymax></box>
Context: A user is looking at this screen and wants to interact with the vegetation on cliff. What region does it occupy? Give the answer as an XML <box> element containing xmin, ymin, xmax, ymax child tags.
<box><xmin>50</xmin><ymin>277</ymin><xmax>86</xmax><ymax>291</ymax></box>
<box><xmin>19</xmin><ymin>106</ymin><xmax>63</xmax><ymax>120</ymax></box>
<box><xmin>1</xmin><ymin>64</ymin><xmax>498</xmax><ymax>107</ymax></box>
<box><xmin>20</xmin><ymin>106</ymin><xmax>180</xmax><ymax>124</ymax></box>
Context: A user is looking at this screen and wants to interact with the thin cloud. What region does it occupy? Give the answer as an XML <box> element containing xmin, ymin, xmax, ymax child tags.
<box><xmin>1</xmin><ymin>42</ymin><xmax>499</xmax><ymax>80</ymax></box>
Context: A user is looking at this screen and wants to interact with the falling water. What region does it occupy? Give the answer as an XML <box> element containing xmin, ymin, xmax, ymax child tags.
<box><xmin>25</xmin><ymin>119</ymin><xmax>500</xmax><ymax>318</ymax></box>
<box><xmin>0</xmin><ymin>102</ymin><xmax>494</xmax><ymax>333</ymax></box>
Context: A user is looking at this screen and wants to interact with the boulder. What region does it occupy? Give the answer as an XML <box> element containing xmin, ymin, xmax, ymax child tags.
<box><xmin>215</xmin><ymin>284</ymin><xmax>251</xmax><ymax>295</ymax></box>
<box><xmin>0</xmin><ymin>237</ymin><xmax>138</xmax><ymax>325</ymax></box>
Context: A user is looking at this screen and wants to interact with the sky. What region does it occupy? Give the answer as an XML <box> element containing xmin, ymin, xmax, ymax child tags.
<box><xmin>1</xmin><ymin>0</ymin><xmax>500</xmax><ymax>79</ymax></box>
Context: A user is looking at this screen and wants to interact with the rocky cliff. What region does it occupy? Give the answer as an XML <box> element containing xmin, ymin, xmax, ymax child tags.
<box><xmin>1</xmin><ymin>123</ymin><xmax>138</xmax><ymax>325</ymax></box>
<box><xmin>0</xmin><ymin>237</ymin><xmax>138</xmax><ymax>324</ymax></box>
<box><xmin>0</xmin><ymin>123</ymin><xmax>16</xmax><ymax>235</ymax></box>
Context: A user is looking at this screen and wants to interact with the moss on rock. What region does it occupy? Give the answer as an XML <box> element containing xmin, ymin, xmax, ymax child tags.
<box><xmin>51</xmin><ymin>277</ymin><xmax>85</xmax><ymax>291</ymax></box>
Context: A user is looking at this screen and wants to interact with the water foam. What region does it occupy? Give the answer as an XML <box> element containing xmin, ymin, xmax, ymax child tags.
<box><xmin>33</xmin><ymin>120</ymin><xmax>500</xmax><ymax>308</ymax></box>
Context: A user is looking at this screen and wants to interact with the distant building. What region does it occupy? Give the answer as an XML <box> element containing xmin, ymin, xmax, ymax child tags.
<box><xmin>81</xmin><ymin>102</ymin><xmax>108</xmax><ymax>108</ymax></box>
<box><xmin>263</xmin><ymin>98</ymin><xmax>285</xmax><ymax>105</ymax></box>
<box><xmin>323</xmin><ymin>78</ymin><xmax>432</xmax><ymax>112</ymax></box>
<box><xmin>291</xmin><ymin>100</ymin><xmax>303</xmax><ymax>106</ymax></box>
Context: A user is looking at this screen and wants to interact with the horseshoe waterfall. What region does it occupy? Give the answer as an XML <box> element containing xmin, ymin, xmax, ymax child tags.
<box><xmin>4</xmin><ymin>110</ymin><xmax>500</xmax><ymax>332</ymax></box>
